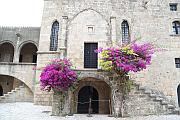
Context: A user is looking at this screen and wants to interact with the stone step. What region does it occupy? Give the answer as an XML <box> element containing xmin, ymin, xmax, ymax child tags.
<box><xmin>15</xmin><ymin>88</ymin><xmax>20</xmax><ymax>90</ymax></box>
<box><xmin>173</xmin><ymin>108</ymin><xmax>180</xmax><ymax>114</ymax></box>
<box><xmin>134</xmin><ymin>83</ymin><xmax>178</xmax><ymax>114</ymax></box>
<box><xmin>0</xmin><ymin>96</ymin><xmax>5</xmax><ymax>99</ymax></box>
<box><xmin>139</xmin><ymin>86</ymin><xmax>146</xmax><ymax>90</ymax></box>
<box><xmin>161</xmin><ymin>100</ymin><xmax>168</xmax><ymax>105</ymax></box>
<box><xmin>144</xmin><ymin>89</ymin><xmax>152</xmax><ymax>94</ymax></box>
<box><xmin>12</xmin><ymin>90</ymin><xmax>16</xmax><ymax>92</ymax></box>
<box><xmin>19</xmin><ymin>86</ymin><xmax>24</xmax><ymax>88</ymax></box>
<box><xmin>8</xmin><ymin>92</ymin><xmax>13</xmax><ymax>94</ymax></box>
<box><xmin>167</xmin><ymin>104</ymin><xmax>175</xmax><ymax>109</ymax></box>
<box><xmin>149</xmin><ymin>93</ymin><xmax>156</xmax><ymax>97</ymax></box>
<box><xmin>155</xmin><ymin>97</ymin><xmax>163</xmax><ymax>101</ymax></box>
<box><xmin>4</xmin><ymin>94</ymin><xmax>9</xmax><ymax>97</ymax></box>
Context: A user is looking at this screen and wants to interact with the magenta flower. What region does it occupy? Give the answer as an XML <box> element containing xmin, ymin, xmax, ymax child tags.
<box><xmin>40</xmin><ymin>58</ymin><xmax>78</xmax><ymax>92</ymax></box>
<box><xmin>97</xmin><ymin>42</ymin><xmax>155</xmax><ymax>75</ymax></box>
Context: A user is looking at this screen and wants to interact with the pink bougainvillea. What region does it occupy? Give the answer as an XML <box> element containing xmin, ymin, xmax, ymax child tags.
<box><xmin>96</xmin><ymin>42</ymin><xmax>155</xmax><ymax>75</ymax></box>
<box><xmin>40</xmin><ymin>58</ymin><xmax>78</xmax><ymax>92</ymax></box>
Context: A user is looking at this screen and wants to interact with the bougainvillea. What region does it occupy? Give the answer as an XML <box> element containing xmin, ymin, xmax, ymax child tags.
<box><xmin>40</xmin><ymin>58</ymin><xmax>78</xmax><ymax>92</ymax></box>
<box><xmin>96</xmin><ymin>42</ymin><xmax>155</xmax><ymax>76</ymax></box>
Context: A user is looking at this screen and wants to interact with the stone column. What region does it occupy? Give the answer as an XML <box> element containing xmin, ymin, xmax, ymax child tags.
<box><xmin>13</xmin><ymin>33</ymin><xmax>21</xmax><ymax>63</ymax></box>
<box><xmin>52</xmin><ymin>90</ymin><xmax>71</xmax><ymax>116</ymax></box>
<box><xmin>110</xmin><ymin>17</ymin><xmax>117</xmax><ymax>47</ymax></box>
<box><xmin>59</xmin><ymin>16</ymin><xmax>68</xmax><ymax>59</ymax></box>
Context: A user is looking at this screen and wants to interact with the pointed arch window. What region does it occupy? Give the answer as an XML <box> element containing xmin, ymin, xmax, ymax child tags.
<box><xmin>50</xmin><ymin>21</ymin><xmax>59</xmax><ymax>51</ymax></box>
<box><xmin>121</xmin><ymin>20</ymin><xmax>130</xmax><ymax>44</ymax></box>
<box><xmin>172</xmin><ymin>21</ymin><xmax>180</xmax><ymax>35</ymax></box>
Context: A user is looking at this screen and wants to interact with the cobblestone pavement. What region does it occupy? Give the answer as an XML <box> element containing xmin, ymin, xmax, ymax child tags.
<box><xmin>0</xmin><ymin>102</ymin><xmax>180</xmax><ymax>120</ymax></box>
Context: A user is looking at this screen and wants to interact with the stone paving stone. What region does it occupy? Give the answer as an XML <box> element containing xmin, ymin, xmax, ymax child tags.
<box><xmin>0</xmin><ymin>102</ymin><xmax>180</xmax><ymax>120</ymax></box>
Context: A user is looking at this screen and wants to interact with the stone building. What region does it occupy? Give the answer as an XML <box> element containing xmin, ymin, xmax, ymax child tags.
<box><xmin>0</xmin><ymin>0</ymin><xmax>180</xmax><ymax>117</ymax></box>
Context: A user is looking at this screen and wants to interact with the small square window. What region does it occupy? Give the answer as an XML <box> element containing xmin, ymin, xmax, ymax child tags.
<box><xmin>88</xmin><ymin>27</ymin><xmax>93</xmax><ymax>32</ymax></box>
<box><xmin>175</xmin><ymin>58</ymin><xmax>180</xmax><ymax>68</ymax></box>
<box><xmin>87</xmin><ymin>25</ymin><xmax>94</xmax><ymax>33</ymax></box>
<box><xmin>170</xmin><ymin>3</ymin><xmax>177</xmax><ymax>11</ymax></box>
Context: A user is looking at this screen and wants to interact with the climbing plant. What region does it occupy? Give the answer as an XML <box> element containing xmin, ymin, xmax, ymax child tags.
<box><xmin>95</xmin><ymin>42</ymin><xmax>155</xmax><ymax>117</ymax></box>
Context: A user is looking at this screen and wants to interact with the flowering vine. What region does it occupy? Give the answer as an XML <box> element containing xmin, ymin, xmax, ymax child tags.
<box><xmin>96</xmin><ymin>42</ymin><xmax>155</xmax><ymax>76</ymax></box>
<box><xmin>96</xmin><ymin>42</ymin><xmax>155</xmax><ymax>117</ymax></box>
<box><xmin>40</xmin><ymin>58</ymin><xmax>78</xmax><ymax>92</ymax></box>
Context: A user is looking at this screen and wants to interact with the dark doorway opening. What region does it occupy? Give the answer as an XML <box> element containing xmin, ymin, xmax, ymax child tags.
<box><xmin>84</xmin><ymin>43</ymin><xmax>98</xmax><ymax>68</ymax></box>
<box><xmin>0</xmin><ymin>85</ymin><xmax>3</xmax><ymax>96</ymax></box>
<box><xmin>77</xmin><ymin>86</ymin><xmax>99</xmax><ymax>114</ymax></box>
<box><xmin>177</xmin><ymin>84</ymin><xmax>180</xmax><ymax>107</ymax></box>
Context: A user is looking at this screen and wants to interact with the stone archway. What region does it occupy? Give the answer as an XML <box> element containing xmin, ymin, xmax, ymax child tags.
<box><xmin>0</xmin><ymin>42</ymin><xmax>14</xmax><ymax>62</ymax></box>
<box><xmin>0</xmin><ymin>84</ymin><xmax>3</xmax><ymax>96</ymax></box>
<box><xmin>19</xmin><ymin>43</ymin><xmax>38</xmax><ymax>63</ymax></box>
<box><xmin>177</xmin><ymin>84</ymin><xmax>180</xmax><ymax>107</ymax></box>
<box><xmin>0</xmin><ymin>75</ymin><xmax>33</xmax><ymax>102</ymax></box>
<box><xmin>77</xmin><ymin>86</ymin><xmax>99</xmax><ymax>114</ymax></box>
<box><xmin>73</xmin><ymin>77</ymin><xmax>111</xmax><ymax>114</ymax></box>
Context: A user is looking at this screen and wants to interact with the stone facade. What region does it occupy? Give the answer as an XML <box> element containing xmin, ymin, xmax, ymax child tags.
<box><xmin>0</xmin><ymin>0</ymin><xmax>180</xmax><ymax>117</ymax></box>
<box><xmin>0</xmin><ymin>27</ymin><xmax>39</xmax><ymax>101</ymax></box>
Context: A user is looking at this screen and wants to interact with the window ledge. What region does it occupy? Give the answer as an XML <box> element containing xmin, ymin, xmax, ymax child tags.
<box><xmin>37</xmin><ymin>51</ymin><xmax>61</xmax><ymax>54</ymax></box>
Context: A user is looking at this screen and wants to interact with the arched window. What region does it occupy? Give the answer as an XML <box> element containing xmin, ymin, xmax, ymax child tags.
<box><xmin>121</xmin><ymin>20</ymin><xmax>130</xmax><ymax>44</ymax></box>
<box><xmin>172</xmin><ymin>21</ymin><xmax>180</xmax><ymax>35</ymax></box>
<box><xmin>50</xmin><ymin>21</ymin><xmax>59</xmax><ymax>51</ymax></box>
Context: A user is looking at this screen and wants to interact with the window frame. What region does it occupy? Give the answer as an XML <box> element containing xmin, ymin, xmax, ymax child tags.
<box><xmin>169</xmin><ymin>3</ymin><xmax>177</xmax><ymax>11</ymax></box>
<box><xmin>172</xmin><ymin>21</ymin><xmax>180</xmax><ymax>35</ymax></box>
<box><xmin>175</xmin><ymin>58</ymin><xmax>180</xmax><ymax>68</ymax></box>
<box><xmin>50</xmin><ymin>21</ymin><xmax>59</xmax><ymax>51</ymax></box>
<box><xmin>121</xmin><ymin>20</ymin><xmax>130</xmax><ymax>44</ymax></box>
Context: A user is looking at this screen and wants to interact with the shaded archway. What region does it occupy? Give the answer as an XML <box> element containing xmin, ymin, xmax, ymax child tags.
<box><xmin>0</xmin><ymin>84</ymin><xmax>3</xmax><ymax>96</ymax></box>
<box><xmin>19</xmin><ymin>43</ymin><xmax>37</xmax><ymax>63</ymax></box>
<box><xmin>74</xmin><ymin>77</ymin><xmax>111</xmax><ymax>114</ymax></box>
<box><xmin>0</xmin><ymin>75</ymin><xmax>33</xmax><ymax>102</ymax></box>
<box><xmin>0</xmin><ymin>75</ymin><xmax>23</xmax><ymax>94</ymax></box>
<box><xmin>177</xmin><ymin>84</ymin><xmax>180</xmax><ymax>107</ymax></box>
<box><xmin>0</xmin><ymin>42</ymin><xmax>14</xmax><ymax>62</ymax></box>
<box><xmin>77</xmin><ymin>86</ymin><xmax>99</xmax><ymax>114</ymax></box>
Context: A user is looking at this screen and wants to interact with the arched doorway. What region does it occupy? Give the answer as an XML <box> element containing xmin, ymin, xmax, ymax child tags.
<box><xmin>77</xmin><ymin>86</ymin><xmax>99</xmax><ymax>114</ymax></box>
<box><xmin>177</xmin><ymin>84</ymin><xmax>180</xmax><ymax>107</ymax></box>
<box><xmin>0</xmin><ymin>84</ymin><xmax>3</xmax><ymax>96</ymax></box>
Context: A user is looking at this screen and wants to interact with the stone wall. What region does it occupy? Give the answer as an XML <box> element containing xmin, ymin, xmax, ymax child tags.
<box><xmin>34</xmin><ymin>0</ymin><xmax>180</xmax><ymax>112</ymax></box>
<box><xmin>34</xmin><ymin>84</ymin><xmax>53</xmax><ymax>106</ymax></box>
<box><xmin>0</xmin><ymin>27</ymin><xmax>40</xmax><ymax>45</ymax></box>
<box><xmin>0</xmin><ymin>76</ymin><xmax>14</xmax><ymax>94</ymax></box>
<box><xmin>38</xmin><ymin>0</ymin><xmax>180</xmax><ymax>107</ymax></box>
<box><xmin>0</xmin><ymin>63</ymin><xmax>36</xmax><ymax>91</ymax></box>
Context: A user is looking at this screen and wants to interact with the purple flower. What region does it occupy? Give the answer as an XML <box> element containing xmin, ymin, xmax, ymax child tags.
<box><xmin>40</xmin><ymin>58</ymin><xmax>78</xmax><ymax>92</ymax></box>
<box><xmin>98</xmin><ymin>42</ymin><xmax>155</xmax><ymax>75</ymax></box>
